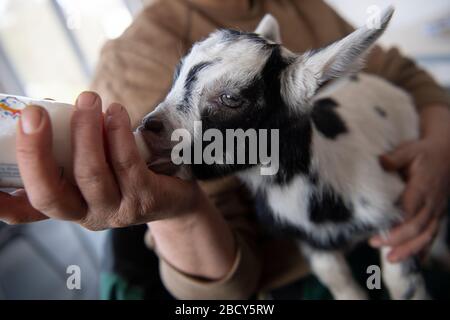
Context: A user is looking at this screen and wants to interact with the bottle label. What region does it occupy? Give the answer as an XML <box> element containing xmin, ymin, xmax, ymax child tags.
<box><xmin>0</xmin><ymin>163</ymin><xmax>20</xmax><ymax>180</ymax></box>
<box><xmin>0</xmin><ymin>96</ymin><xmax>25</xmax><ymax>121</ymax></box>
<box><xmin>1</xmin><ymin>96</ymin><xmax>26</xmax><ymax>135</ymax></box>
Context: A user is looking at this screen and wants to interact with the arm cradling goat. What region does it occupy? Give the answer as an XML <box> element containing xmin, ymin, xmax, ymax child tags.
<box><xmin>139</xmin><ymin>6</ymin><xmax>448</xmax><ymax>299</ymax></box>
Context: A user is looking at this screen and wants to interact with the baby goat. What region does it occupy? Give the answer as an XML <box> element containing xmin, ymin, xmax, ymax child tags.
<box><xmin>140</xmin><ymin>7</ymin><xmax>439</xmax><ymax>299</ymax></box>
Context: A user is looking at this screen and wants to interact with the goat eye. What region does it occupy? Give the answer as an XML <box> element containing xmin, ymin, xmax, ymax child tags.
<box><xmin>219</xmin><ymin>94</ymin><xmax>244</xmax><ymax>108</ymax></box>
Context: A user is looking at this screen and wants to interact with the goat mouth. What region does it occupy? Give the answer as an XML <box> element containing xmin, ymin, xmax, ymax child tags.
<box><xmin>138</xmin><ymin>129</ymin><xmax>179</xmax><ymax>175</ymax></box>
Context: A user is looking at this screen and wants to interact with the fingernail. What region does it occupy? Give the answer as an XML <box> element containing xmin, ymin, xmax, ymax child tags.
<box><xmin>21</xmin><ymin>106</ymin><xmax>43</xmax><ymax>134</ymax></box>
<box><xmin>106</xmin><ymin>103</ymin><xmax>126</xmax><ymax>126</ymax></box>
<box><xmin>105</xmin><ymin>103</ymin><xmax>125</xmax><ymax>128</ymax></box>
<box><xmin>77</xmin><ymin>92</ymin><xmax>98</xmax><ymax>109</ymax></box>
<box><xmin>107</xmin><ymin>103</ymin><xmax>123</xmax><ymax>116</ymax></box>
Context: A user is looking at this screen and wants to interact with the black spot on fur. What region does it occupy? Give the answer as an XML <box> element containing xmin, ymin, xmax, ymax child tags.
<box><xmin>180</xmin><ymin>61</ymin><xmax>213</xmax><ymax>112</ymax></box>
<box><xmin>309</xmin><ymin>189</ymin><xmax>353</xmax><ymax>224</ymax></box>
<box><xmin>219</xmin><ymin>29</ymin><xmax>247</xmax><ymax>42</ymax></box>
<box><xmin>275</xmin><ymin>111</ymin><xmax>312</xmax><ymax>185</ymax></box>
<box><xmin>184</xmin><ymin>61</ymin><xmax>212</xmax><ymax>93</ymax></box>
<box><xmin>308</xmin><ymin>172</ymin><xmax>319</xmax><ymax>186</ymax></box>
<box><xmin>350</xmin><ymin>74</ymin><xmax>359</xmax><ymax>82</ymax></box>
<box><xmin>194</xmin><ymin>44</ymin><xmax>312</xmax><ymax>185</ymax></box>
<box><xmin>311</xmin><ymin>98</ymin><xmax>348</xmax><ymax>139</ymax></box>
<box><xmin>220</xmin><ymin>29</ymin><xmax>269</xmax><ymax>46</ymax></box>
<box><xmin>254</xmin><ymin>190</ymin><xmax>372</xmax><ymax>250</ymax></box>
<box><xmin>176</xmin><ymin>104</ymin><xmax>189</xmax><ymax>112</ymax></box>
<box><xmin>374</xmin><ymin>105</ymin><xmax>387</xmax><ymax>118</ymax></box>
<box><xmin>259</xmin><ymin>46</ymin><xmax>312</xmax><ymax>185</ymax></box>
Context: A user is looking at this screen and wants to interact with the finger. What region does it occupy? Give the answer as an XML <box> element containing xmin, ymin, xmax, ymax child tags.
<box><xmin>387</xmin><ymin>214</ymin><xmax>440</xmax><ymax>262</ymax></box>
<box><xmin>72</xmin><ymin>92</ymin><xmax>120</xmax><ymax>209</ymax></box>
<box><xmin>434</xmin><ymin>199</ymin><xmax>448</xmax><ymax>219</ymax></box>
<box><xmin>16</xmin><ymin>106</ymin><xmax>86</xmax><ymax>220</ymax></box>
<box><xmin>370</xmin><ymin>200</ymin><xmax>433</xmax><ymax>248</ymax></box>
<box><xmin>104</xmin><ymin>103</ymin><xmax>160</xmax><ymax>226</ymax></box>
<box><xmin>105</xmin><ymin>103</ymin><xmax>150</xmax><ymax>190</ymax></box>
<box><xmin>401</xmin><ymin>176</ymin><xmax>427</xmax><ymax>218</ymax></box>
<box><xmin>105</xmin><ymin>103</ymin><xmax>151</xmax><ymax>195</ymax></box>
<box><xmin>0</xmin><ymin>191</ymin><xmax>48</xmax><ymax>224</ymax></box>
<box><xmin>418</xmin><ymin>201</ymin><xmax>447</xmax><ymax>262</ymax></box>
<box><xmin>380</xmin><ymin>142</ymin><xmax>417</xmax><ymax>172</ymax></box>
<box><xmin>418</xmin><ymin>242</ymin><xmax>433</xmax><ymax>264</ymax></box>
<box><xmin>105</xmin><ymin>103</ymin><xmax>202</xmax><ymax>222</ymax></box>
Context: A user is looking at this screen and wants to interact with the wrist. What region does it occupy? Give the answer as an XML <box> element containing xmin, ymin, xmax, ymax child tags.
<box><xmin>149</xmin><ymin>188</ymin><xmax>211</xmax><ymax>234</ymax></box>
<box><xmin>147</xmin><ymin>188</ymin><xmax>237</xmax><ymax>280</ymax></box>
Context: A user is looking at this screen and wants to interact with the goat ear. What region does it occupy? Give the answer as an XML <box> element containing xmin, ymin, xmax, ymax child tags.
<box><xmin>302</xmin><ymin>6</ymin><xmax>394</xmax><ymax>85</ymax></box>
<box><xmin>255</xmin><ymin>14</ymin><xmax>282</xmax><ymax>43</ymax></box>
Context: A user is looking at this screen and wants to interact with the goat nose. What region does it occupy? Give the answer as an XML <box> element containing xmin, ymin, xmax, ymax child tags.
<box><xmin>143</xmin><ymin>116</ymin><xmax>164</xmax><ymax>134</ymax></box>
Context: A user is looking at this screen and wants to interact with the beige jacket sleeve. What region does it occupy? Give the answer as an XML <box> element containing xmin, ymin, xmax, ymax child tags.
<box><xmin>149</xmin><ymin>177</ymin><xmax>262</xmax><ymax>299</ymax></box>
<box><xmin>366</xmin><ymin>46</ymin><xmax>450</xmax><ymax>110</ymax></box>
<box><xmin>91</xmin><ymin>1</ymin><xmax>189</xmax><ymax>128</ymax></box>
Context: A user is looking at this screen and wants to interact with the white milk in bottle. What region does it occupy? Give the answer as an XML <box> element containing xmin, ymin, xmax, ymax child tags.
<box><xmin>0</xmin><ymin>94</ymin><xmax>151</xmax><ymax>188</ymax></box>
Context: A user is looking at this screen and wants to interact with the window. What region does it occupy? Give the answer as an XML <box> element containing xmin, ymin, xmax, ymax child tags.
<box><xmin>0</xmin><ymin>0</ymin><xmax>142</xmax><ymax>103</ymax></box>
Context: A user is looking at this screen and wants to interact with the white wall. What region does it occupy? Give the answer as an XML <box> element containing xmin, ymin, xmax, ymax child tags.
<box><xmin>326</xmin><ymin>0</ymin><xmax>450</xmax><ymax>56</ymax></box>
<box><xmin>326</xmin><ymin>0</ymin><xmax>450</xmax><ymax>86</ymax></box>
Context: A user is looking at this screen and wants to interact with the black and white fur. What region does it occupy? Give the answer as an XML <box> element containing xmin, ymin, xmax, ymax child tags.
<box><xmin>140</xmin><ymin>8</ymin><xmax>447</xmax><ymax>299</ymax></box>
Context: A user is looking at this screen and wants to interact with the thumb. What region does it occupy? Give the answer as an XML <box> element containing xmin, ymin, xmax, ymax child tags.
<box><xmin>380</xmin><ymin>143</ymin><xmax>416</xmax><ymax>172</ymax></box>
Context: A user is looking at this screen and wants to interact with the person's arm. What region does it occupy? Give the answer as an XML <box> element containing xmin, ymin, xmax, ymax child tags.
<box><xmin>0</xmin><ymin>91</ymin><xmax>261</xmax><ymax>299</ymax></box>
<box><xmin>365</xmin><ymin>46</ymin><xmax>450</xmax><ymax>111</ymax></box>
<box><xmin>148</xmin><ymin>177</ymin><xmax>262</xmax><ymax>299</ymax></box>
<box><xmin>326</xmin><ymin>2</ymin><xmax>450</xmax><ymax>261</ymax></box>
<box><xmin>90</xmin><ymin>3</ymin><xmax>262</xmax><ymax>298</ymax></box>
<box><xmin>91</xmin><ymin>2</ymin><xmax>237</xmax><ymax>280</ymax></box>
<box><xmin>370</xmin><ymin>105</ymin><xmax>450</xmax><ymax>262</ymax></box>
<box><xmin>148</xmin><ymin>189</ymin><xmax>237</xmax><ymax>280</ymax></box>
<box><xmin>362</xmin><ymin>28</ymin><xmax>450</xmax><ymax>263</ymax></box>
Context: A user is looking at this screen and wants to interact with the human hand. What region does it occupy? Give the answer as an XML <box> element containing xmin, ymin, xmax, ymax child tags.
<box><xmin>0</xmin><ymin>189</ymin><xmax>48</xmax><ymax>224</ymax></box>
<box><xmin>370</xmin><ymin>105</ymin><xmax>450</xmax><ymax>262</ymax></box>
<box><xmin>1</xmin><ymin>92</ymin><xmax>203</xmax><ymax>230</ymax></box>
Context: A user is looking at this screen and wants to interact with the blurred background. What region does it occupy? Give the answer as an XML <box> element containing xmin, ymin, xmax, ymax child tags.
<box><xmin>0</xmin><ymin>0</ymin><xmax>449</xmax><ymax>299</ymax></box>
